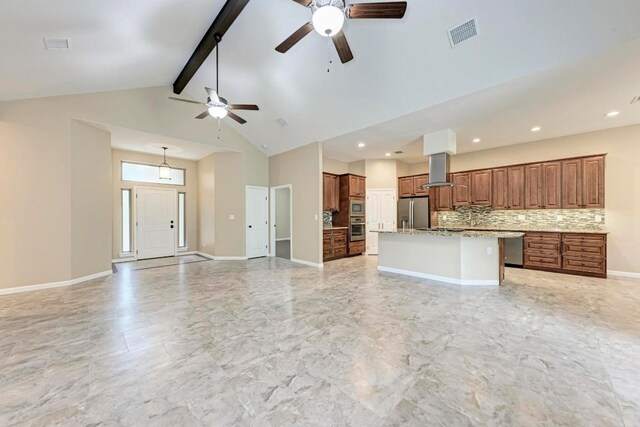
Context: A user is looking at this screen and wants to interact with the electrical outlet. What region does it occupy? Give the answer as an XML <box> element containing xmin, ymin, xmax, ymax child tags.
<box><xmin>518</xmin><ymin>214</ymin><xmax>526</xmax><ymax>221</ymax></box>
<box><xmin>556</xmin><ymin>215</ymin><xmax>563</xmax><ymax>221</ymax></box>
<box><xmin>229</xmin><ymin>214</ymin><xmax>235</xmax><ymax>220</ymax></box>
<box><xmin>486</xmin><ymin>247</ymin><xmax>493</xmax><ymax>255</ymax></box>
<box><xmin>314</xmin><ymin>214</ymin><xmax>318</xmax><ymax>221</ymax></box>
<box><xmin>442</xmin><ymin>215</ymin><xmax>448</xmax><ymax>220</ymax></box>
<box><xmin>595</xmin><ymin>215</ymin><xmax>602</xmax><ymax>223</ymax></box>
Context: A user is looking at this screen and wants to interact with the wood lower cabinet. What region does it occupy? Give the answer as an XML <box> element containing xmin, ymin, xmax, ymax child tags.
<box><xmin>323</xmin><ymin>173</ymin><xmax>339</xmax><ymax>212</ymax></box>
<box><xmin>524</xmin><ymin>232</ymin><xmax>607</xmax><ymax>278</ymax></box>
<box><xmin>349</xmin><ymin>241</ymin><xmax>365</xmax><ymax>256</ymax></box>
<box><xmin>323</xmin><ymin>229</ymin><xmax>348</xmax><ymax>261</ymax></box>
<box><xmin>452</xmin><ymin>172</ymin><xmax>471</xmax><ymax>206</ymax></box>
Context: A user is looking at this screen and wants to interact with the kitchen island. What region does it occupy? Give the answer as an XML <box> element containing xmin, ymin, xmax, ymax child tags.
<box><xmin>377</xmin><ymin>229</ymin><xmax>524</xmax><ymax>286</ymax></box>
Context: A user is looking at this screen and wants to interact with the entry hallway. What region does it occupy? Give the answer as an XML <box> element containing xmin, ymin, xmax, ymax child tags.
<box><xmin>1</xmin><ymin>256</ymin><xmax>639</xmax><ymax>426</ymax></box>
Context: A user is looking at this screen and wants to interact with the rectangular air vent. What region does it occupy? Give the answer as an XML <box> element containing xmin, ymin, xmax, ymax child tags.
<box><xmin>44</xmin><ymin>38</ymin><xmax>70</xmax><ymax>50</ymax></box>
<box><xmin>394</xmin><ymin>151</ymin><xmax>404</xmax><ymax>154</ymax></box>
<box><xmin>631</xmin><ymin>96</ymin><xmax>640</xmax><ymax>105</ymax></box>
<box><xmin>275</xmin><ymin>118</ymin><xmax>288</xmax><ymax>127</ymax></box>
<box><xmin>448</xmin><ymin>19</ymin><xmax>478</xmax><ymax>48</ymax></box>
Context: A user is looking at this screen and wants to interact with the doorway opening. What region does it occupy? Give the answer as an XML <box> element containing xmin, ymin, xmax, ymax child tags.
<box><xmin>271</xmin><ymin>185</ymin><xmax>292</xmax><ymax>260</ymax></box>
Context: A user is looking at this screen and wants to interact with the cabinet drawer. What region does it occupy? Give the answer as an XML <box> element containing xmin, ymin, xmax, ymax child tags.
<box><xmin>563</xmin><ymin>256</ymin><xmax>606</xmax><ymax>275</ymax></box>
<box><xmin>333</xmin><ymin>247</ymin><xmax>347</xmax><ymax>257</ymax></box>
<box><xmin>563</xmin><ymin>242</ymin><xmax>606</xmax><ymax>258</ymax></box>
<box><xmin>349</xmin><ymin>241</ymin><xmax>365</xmax><ymax>254</ymax></box>
<box><xmin>524</xmin><ymin>239</ymin><xmax>560</xmax><ymax>253</ymax></box>
<box><xmin>563</xmin><ymin>233</ymin><xmax>606</xmax><ymax>242</ymax></box>
<box><xmin>524</xmin><ymin>253</ymin><xmax>561</xmax><ymax>269</ymax></box>
<box><xmin>524</xmin><ymin>232</ymin><xmax>561</xmax><ymax>241</ymax></box>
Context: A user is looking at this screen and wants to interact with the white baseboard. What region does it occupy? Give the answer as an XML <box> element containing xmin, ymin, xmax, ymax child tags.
<box><xmin>213</xmin><ymin>256</ymin><xmax>248</xmax><ymax>261</ymax></box>
<box><xmin>194</xmin><ymin>251</ymin><xmax>216</xmax><ymax>260</ymax></box>
<box><xmin>0</xmin><ymin>270</ymin><xmax>113</xmax><ymax>296</ymax></box>
<box><xmin>608</xmin><ymin>270</ymin><xmax>640</xmax><ymax>279</ymax></box>
<box><xmin>275</xmin><ymin>238</ymin><xmax>291</xmax><ymax>242</ymax></box>
<box><xmin>377</xmin><ymin>266</ymin><xmax>498</xmax><ymax>286</ymax></box>
<box><xmin>291</xmin><ymin>258</ymin><xmax>324</xmax><ymax>269</ymax></box>
<box><xmin>112</xmin><ymin>257</ymin><xmax>135</xmax><ymax>263</ymax></box>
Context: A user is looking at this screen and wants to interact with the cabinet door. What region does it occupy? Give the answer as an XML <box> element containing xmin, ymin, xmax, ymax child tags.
<box><xmin>358</xmin><ymin>176</ymin><xmax>367</xmax><ymax>197</ymax></box>
<box><xmin>323</xmin><ymin>174</ymin><xmax>334</xmax><ymax>211</ymax></box>
<box><xmin>434</xmin><ymin>185</ymin><xmax>452</xmax><ymax>211</ymax></box>
<box><xmin>452</xmin><ymin>173</ymin><xmax>471</xmax><ymax>206</ymax></box>
<box><xmin>582</xmin><ymin>156</ymin><xmax>604</xmax><ymax>208</ymax></box>
<box><xmin>524</xmin><ymin>164</ymin><xmax>543</xmax><ymax>209</ymax></box>
<box><xmin>561</xmin><ymin>159</ymin><xmax>582</xmax><ymax>209</ymax></box>
<box><xmin>398</xmin><ymin>177</ymin><xmax>414</xmax><ymax>198</ymax></box>
<box><xmin>349</xmin><ymin>175</ymin><xmax>359</xmax><ymax>197</ymax></box>
<box><xmin>471</xmin><ymin>170</ymin><xmax>492</xmax><ymax>205</ymax></box>
<box><xmin>492</xmin><ymin>168</ymin><xmax>508</xmax><ymax>210</ymax></box>
<box><xmin>413</xmin><ymin>175</ymin><xmax>429</xmax><ymax>197</ymax></box>
<box><xmin>507</xmin><ymin>166</ymin><xmax>525</xmax><ymax>210</ymax></box>
<box><xmin>543</xmin><ymin>162</ymin><xmax>562</xmax><ymax>209</ymax></box>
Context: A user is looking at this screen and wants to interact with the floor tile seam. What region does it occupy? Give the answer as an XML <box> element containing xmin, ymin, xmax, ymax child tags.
<box><xmin>596</xmin><ymin>337</ymin><xmax>627</xmax><ymax>426</ymax></box>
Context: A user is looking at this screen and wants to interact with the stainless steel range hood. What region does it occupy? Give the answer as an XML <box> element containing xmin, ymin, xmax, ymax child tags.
<box><xmin>423</xmin><ymin>152</ymin><xmax>458</xmax><ymax>188</ymax></box>
<box><xmin>420</xmin><ymin>130</ymin><xmax>465</xmax><ymax>188</ymax></box>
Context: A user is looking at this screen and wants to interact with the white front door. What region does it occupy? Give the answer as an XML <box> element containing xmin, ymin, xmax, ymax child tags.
<box><xmin>246</xmin><ymin>186</ymin><xmax>269</xmax><ymax>259</ymax></box>
<box><xmin>366</xmin><ymin>189</ymin><xmax>397</xmax><ymax>255</ymax></box>
<box><xmin>136</xmin><ymin>187</ymin><xmax>176</xmax><ymax>260</ymax></box>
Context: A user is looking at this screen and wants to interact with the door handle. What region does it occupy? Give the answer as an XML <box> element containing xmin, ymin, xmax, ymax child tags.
<box><xmin>248</xmin><ymin>225</ymin><xmax>253</xmax><ymax>228</ymax></box>
<box><xmin>170</xmin><ymin>225</ymin><xmax>174</xmax><ymax>229</ymax></box>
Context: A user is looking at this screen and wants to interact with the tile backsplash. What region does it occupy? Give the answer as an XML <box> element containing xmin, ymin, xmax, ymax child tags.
<box><xmin>437</xmin><ymin>206</ymin><xmax>605</xmax><ymax>231</ymax></box>
<box><xmin>323</xmin><ymin>211</ymin><xmax>334</xmax><ymax>226</ymax></box>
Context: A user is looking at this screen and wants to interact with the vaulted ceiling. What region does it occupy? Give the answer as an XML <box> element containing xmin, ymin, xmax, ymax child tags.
<box><xmin>2</xmin><ymin>0</ymin><xmax>640</xmax><ymax>156</ymax></box>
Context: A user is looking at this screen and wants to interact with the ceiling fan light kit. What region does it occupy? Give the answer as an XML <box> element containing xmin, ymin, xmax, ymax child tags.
<box><xmin>312</xmin><ymin>0</ymin><xmax>345</xmax><ymax>37</ymax></box>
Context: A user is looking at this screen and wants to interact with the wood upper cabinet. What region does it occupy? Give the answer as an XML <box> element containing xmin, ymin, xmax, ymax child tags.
<box><xmin>413</xmin><ymin>175</ymin><xmax>429</xmax><ymax>196</ymax></box>
<box><xmin>524</xmin><ymin>164</ymin><xmax>543</xmax><ymax>209</ymax></box>
<box><xmin>398</xmin><ymin>177</ymin><xmax>414</xmax><ymax>198</ymax></box>
<box><xmin>543</xmin><ymin>162</ymin><xmax>562</xmax><ymax>209</ymax></box>
<box><xmin>471</xmin><ymin>170</ymin><xmax>492</xmax><ymax>205</ymax></box>
<box><xmin>348</xmin><ymin>175</ymin><xmax>366</xmax><ymax>198</ymax></box>
<box><xmin>492</xmin><ymin>168</ymin><xmax>508</xmax><ymax>210</ymax></box>
<box><xmin>323</xmin><ymin>173</ymin><xmax>339</xmax><ymax>212</ymax></box>
<box><xmin>561</xmin><ymin>158</ymin><xmax>582</xmax><ymax>209</ymax></box>
<box><xmin>398</xmin><ymin>174</ymin><xmax>429</xmax><ymax>198</ymax></box>
<box><xmin>433</xmin><ymin>185</ymin><xmax>453</xmax><ymax>211</ymax></box>
<box><xmin>452</xmin><ymin>172</ymin><xmax>471</xmax><ymax>206</ymax></box>
<box><xmin>507</xmin><ymin>166</ymin><xmax>525</xmax><ymax>210</ymax></box>
<box><xmin>582</xmin><ymin>156</ymin><xmax>605</xmax><ymax>208</ymax></box>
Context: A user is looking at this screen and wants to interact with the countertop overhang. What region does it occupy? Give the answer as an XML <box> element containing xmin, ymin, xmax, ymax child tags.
<box><xmin>375</xmin><ymin>228</ymin><xmax>524</xmax><ymax>239</ymax></box>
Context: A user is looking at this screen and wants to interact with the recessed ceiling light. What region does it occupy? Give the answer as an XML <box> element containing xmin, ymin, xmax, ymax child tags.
<box><xmin>530</xmin><ymin>126</ymin><xmax>542</xmax><ymax>132</ymax></box>
<box><xmin>385</xmin><ymin>152</ymin><xmax>391</xmax><ymax>157</ymax></box>
<box><xmin>358</xmin><ymin>142</ymin><xmax>366</xmax><ymax>148</ymax></box>
<box><xmin>472</xmin><ymin>138</ymin><xmax>481</xmax><ymax>143</ymax></box>
<box><xmin>604</xmin><ymin>111</ymin><xmax>620</xmax><ymax>117</ymax></box>
<box><xmin>43</xmin><ymin>37</ymin><xmax>70</xmax><ymax>50</ymax></box>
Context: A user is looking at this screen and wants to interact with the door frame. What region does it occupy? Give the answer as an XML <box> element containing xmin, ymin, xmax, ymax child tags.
<box><xmin>246</xmin><ymin>185</ymin><xmax>270</xmax><ymax>259</ymax></box>
<box><xmin>133</xmin><ymin>186</ymin><xmax>178</xmax><ymax>260</ymax></box>
<box><xmin>269</xmin><ymin>184</ymin><xmax>293</xmax><ymax>259</ymax></box>
<box><xmin>366</xmin><ymin>187</ymin><xmax>397</xmax><ymax>256</ymax></box>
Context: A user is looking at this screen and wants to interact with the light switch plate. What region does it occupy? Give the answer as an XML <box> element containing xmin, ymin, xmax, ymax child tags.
<box><xmin>595</xmin><ymin>215</ymin><xmax>602</xmax><ymax>223</ymax></box>
<box><xmin>486</xmin><ymin>247</ymin><xmax>493</xmax><ymax>255</ymax></box>
<box><xmin>314</xmin><ymin>214</ymin><xmax>318</xmax><ymax>221</ymax></box>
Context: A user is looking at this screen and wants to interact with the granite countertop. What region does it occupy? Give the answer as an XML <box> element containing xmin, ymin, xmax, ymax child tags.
<box><xmin>433</xmin><ymin>226</ymin><xmax>609</xmax><ymax>235</ymax></box>
<box><xmin>377</xmin><ymin>228</ymin><xmax>524</xmax><ymax>239</ymax></box>
<box><xmin>323</xmin><ymin>226</ymin><xmax>348</xmax><ymax>230</ymax></box>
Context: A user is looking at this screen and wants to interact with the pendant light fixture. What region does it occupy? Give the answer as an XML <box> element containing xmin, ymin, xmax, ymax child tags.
<box><xmin>159</xmin><ymin>147</ymin><xmax>172</xmax><ymax>180</ymax></box>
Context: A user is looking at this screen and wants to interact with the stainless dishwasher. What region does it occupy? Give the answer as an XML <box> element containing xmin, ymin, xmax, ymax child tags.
<box><xmin>504</xmin><ymin>236</ymin><xmax>524</xmax><ymax>267</ymax></box>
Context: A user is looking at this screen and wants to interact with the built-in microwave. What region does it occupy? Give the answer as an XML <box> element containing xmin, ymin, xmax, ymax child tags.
<box><xmin>350</xmin><ymin>199</ymin><xmax>365</xmax><ymax>216</ymax></box>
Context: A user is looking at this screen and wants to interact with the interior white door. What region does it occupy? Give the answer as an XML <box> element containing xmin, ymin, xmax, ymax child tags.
<box><xmin>136</xmin><ymin>187</ymin><xmax>176</xmax><ymax>260</ymax></box>
<box><xmin>246</xmin><ymin>186</ymin><xmax>269</xmax><ymax>259</ymax></box>
<box><xmin>366</xmin><ymin>189</ymin><xmax>397</xmax><ymax>255</ymax></box>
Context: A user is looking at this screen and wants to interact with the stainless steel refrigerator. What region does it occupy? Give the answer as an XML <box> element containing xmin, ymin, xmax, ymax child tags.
<box><xmin>397</xmin><ymin>197</ymin><xmax>430</xmax><ymax>230</ymax></box>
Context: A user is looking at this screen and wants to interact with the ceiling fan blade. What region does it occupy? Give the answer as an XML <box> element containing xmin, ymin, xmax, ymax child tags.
<box><xmin>169</xmin><ymin>96</ymin><xmax>203</xmax><ymax>105</ymax></box>
<box><xmin>292</xmin><ymin>0</ymin><xmax>312</xmax><ymax>5</ymax></box>
<box><xmin>204</xmin><ymin>87</ymin><xmax>220</xmax><ymax>103</ymax></box>
<box><xmin>229</xmin><ymin>104</ymin><xmax>259</xmax><ymax>111</ymax></box>
<box><xmin>276</xmin><ymin>22</ymin><xmax>314</xmax><ymax>53</ymax></box>
<box><xmin>332</xmin><ymin>31</ymin><xmax>354</xmax><ymax>64</ymax></box>
<box><xmin>196</xmin><ymin>111</ymin><xmax>210</xmax><ymax>119</ymax></box>
<box><xmin>227</xmin><ymin>111</ymin><xmax>247</xmax><ymax>124</ymax></box>
<box><xmin>346</xmin><ymin>2</ymin><xmax>407</xmax><ymax>19</ymax></box>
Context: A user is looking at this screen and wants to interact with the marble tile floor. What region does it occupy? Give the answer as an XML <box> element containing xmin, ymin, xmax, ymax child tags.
<box><xmin>1</xmin><ymin>255</ymin><xmax>639</xmax><ymax>426</ymax></box>
<box><xmin>114</xmin><ymin>254</ymin><xmax>211</xmax><ymax>272</ymax></box>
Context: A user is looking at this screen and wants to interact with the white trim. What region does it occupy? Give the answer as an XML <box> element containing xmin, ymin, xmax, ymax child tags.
<box><xmin>195</xmin><ymin>251</ymin><xmax>216</xmax><ymax>260</ymax></box>
<box><xmin>177</xmin><ymin>246</ymin><xmax>190</xmax><ymax>253</ymax></box>
<box><xmin>119</xmin><ymin>252</ymin><xmax>134</xmax><ymax>259</ymax></box>
<box><xmin>291</xmin><ymin>258</ymin><xmax>324</xmax><ymax>269</ymax></box>
<box><xmin>275</xmin><ymin>238</ymin><xmax>291</xmax><ymax>242</ymax></box>
<box><xmin>270</xmin><ymin>184</ymin><xmax>293</xmax><ymax>259</ymax></box>
<box><xmin>214</xmin><ymin>256</ymin><xmax>248</xmax><ymax>261</ymax></box>
<box><xmin>608</xmin><ymin>270</ymin><xmax>640</xmax><ymax>279</ymax></box>
<box><xmin>0</xmin><ymin>270</ymin><xmax>112</xmax><ymax>296</ymax></box>
<box><xmin>112</xmin><ymin>257</ymin><xmax>135</xmax><ymax>264</ymax></box>
<box><xmin>377</xmin><ymin>266</ymin><xmax>499</xmax><ymax>286</ymax></box>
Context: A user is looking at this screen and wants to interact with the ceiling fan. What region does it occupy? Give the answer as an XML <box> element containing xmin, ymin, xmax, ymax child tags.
<box><xmin>275</xmin><ymin>0</ymin><xmax>407</xmax><ymax>64</ymax></box>
<box><xmin>169</xmin><ymin>34</ymin><xmax>259</xmax><ymax>124</ymax></box>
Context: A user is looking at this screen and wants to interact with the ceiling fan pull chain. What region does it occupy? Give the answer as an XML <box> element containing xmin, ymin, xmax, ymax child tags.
<box><xmin>217</xmin><ymin>118</ymin><xmax>222</xmax><ymax>139</ymax></box>
<box><xmin>327</xmin><ymin>36</ymin><xmax>333</xmax><ymax>73</ymax></box>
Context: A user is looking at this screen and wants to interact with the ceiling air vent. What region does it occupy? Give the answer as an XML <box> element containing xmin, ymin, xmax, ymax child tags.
<box><xmin>448</xmin><ymin>19</ymin><xmax>478</xmax><ymax>48</ymax></box>
<box><xmin>394</xmin><ymin>151</ymin><xmax>404</xmax><ymax>154</ymax></box>
<box><xmin>43</xmin><ymin>38</ymin><xmax>70</xmax><ymax>50</ymax></box>
<box><xmin>630</xmin><ymin>96</ymin><xmax>640</xmax><ymax>105</ymax></box>
<box><xmin>275</xmin><ymin>118</ymin><xmax>288</xmax><ymax>127</ymax></box>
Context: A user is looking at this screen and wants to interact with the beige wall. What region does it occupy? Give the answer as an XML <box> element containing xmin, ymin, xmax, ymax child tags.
<box><xmin>197</xmin><ymin>154</ymin><xmax>216</xmax><ymax>256</ymax></box>
<box><xmin>270</xmin><ymin>143</ymin><xmax>323</xmax><ymax>265</ymax></box>
<box><xmin>71</xmin><ymin>121</ymin><xmax>112</xmax><ymax>278</ymax></box>
<box><xmin>348</xmin><ymin>160</ymin><xmax>366</xmax><ymax>176</ymax></box>
<box><xmin>408</xmin><ymin>162</ymin><xmax>429</xmax><ymax>175</ymax></box>
<box><xmin>276</xmin><ymin>187</ymin><xmax>291</xmax><ymax>240</ymax></box>
<box><xmin>323</xmin><ymin>158</ymin><xmax>349</xmax><ymax>175</ymax></box>
<box><xmin>111</xmin><ymin>149</ymin><xmax>198</xmax><ymax>259</ymax></box>
<box><xmin>214</xmin><ymin>152</ymin><xmax>247</xmax><ymax>257</ymax></box>
<box><xmin>448</xmin><ymin>124</ymin><xmax>640</xmax><ymax>274</ymax></box>
<box><xmin>365</xmin><ymin>160</ymin><xmax>398</xmax><ymax>188</ymax></box>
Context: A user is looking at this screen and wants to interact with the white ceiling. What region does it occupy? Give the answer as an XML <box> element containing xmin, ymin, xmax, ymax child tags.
<box><xmin>2</xmin><ymin>0</ymin><xmax>640</xmax><ymax>158</ymax></box>
<box><xmin>323</xmin><ymin>39</ymin><xmax>640</xmax><ymax>163</ymax></box>
<box><xmin>84</xmin><ymin>122</ymin><xmax>225</xmax><ymax>161</ymax></box>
